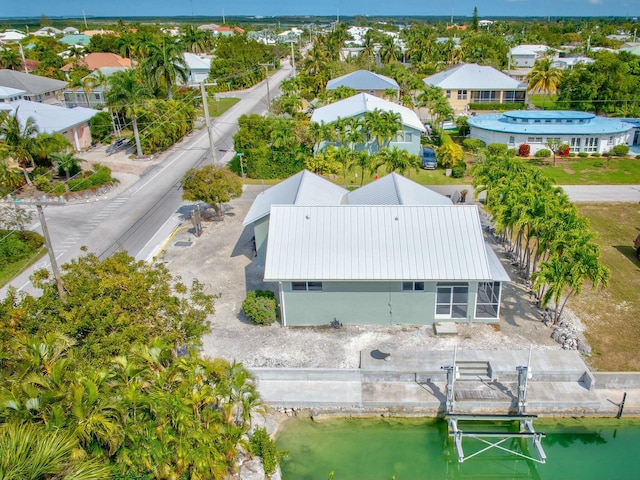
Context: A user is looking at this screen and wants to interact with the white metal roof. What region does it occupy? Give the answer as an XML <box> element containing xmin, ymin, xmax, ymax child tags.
<box><xmin>326</xmin><ymin>70</ymin><xmax>399</xmax><ymax>92</ymax></box>
<box><xmin>345</xmin><ymin>172</ymin><xmax>452</xmax><ymax>206</ymax></box>
<box><xmin>242</xmin><ymin>170</ymin><xmax>348</xmax><ymax>226</ymax></box>
<box><xmin>311</xmin><ymin>93</ymin><xmax>425</xmax><ymax>132</ymax></box>
<box><xmin>4</xmin><ymin>100</ymin><xmax>98</xmax><ymax>134</ymax></box>
<box><xmin>264</xmin><ymin>205</ymin><xmax>507</xmax><ymax>282</ymax></box>
<box><xmin>183</xmin><ymin>53</ymin><xmax>211</xmax><ymax>71</ymax></box>
<box><xmin>509</xmin><ymin>44</ymin><xmax>551</xmax><ymax>56</ymax></box>
<box><xmin>0</xmin><ymin>86</ymin><xmax>25</xmax><ymax>98</ymax></box>
<box><xmin>424</xmin><ymin>63</ymin><xmax>526</xmax><ymax>91</ymax></box>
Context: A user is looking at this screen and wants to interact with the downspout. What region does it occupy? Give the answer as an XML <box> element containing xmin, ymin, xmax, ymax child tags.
<box><xmin>279</xmin><ymin>281</ymin><xmax>287</xmax><ymax>326</ymax></box>
<box><xmin>496</xmin><ymin>282</ymin><xmax>503</xmax><ymax>320</ymax></box>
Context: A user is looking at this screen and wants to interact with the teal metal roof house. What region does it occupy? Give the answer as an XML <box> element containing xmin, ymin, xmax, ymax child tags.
<box><xmin>243</xmin><ymin>171</ymin><xmax>509</xmax><ymax>327</ymax></box>
<box><xmin>467</xmin><ymin>110</ymin><xmax>636</xmax><ymax>155</ymax></box>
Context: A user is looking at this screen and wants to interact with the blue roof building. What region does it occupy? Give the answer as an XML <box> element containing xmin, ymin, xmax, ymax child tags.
<box><xmin>467</xmin><ymin>110</ymin><xmax>637</xmax><ymax>155</ymax></box>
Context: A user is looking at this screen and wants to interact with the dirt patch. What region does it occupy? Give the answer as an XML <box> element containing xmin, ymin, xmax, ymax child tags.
<box><xmin>158</xmin><ymin>185</ymin><xmax>561</xmax><ymax>370</ymax></box>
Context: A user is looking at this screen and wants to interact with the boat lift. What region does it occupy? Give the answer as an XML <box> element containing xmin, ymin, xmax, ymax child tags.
<box><xmin>442</xmin><ymin>348</ymin><xmax>547</xmax><ymax>464</ymax></box>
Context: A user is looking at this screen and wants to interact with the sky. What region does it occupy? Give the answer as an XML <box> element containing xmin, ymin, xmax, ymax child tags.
<box><xmin>2</xmin><ymin>0</ymin><xmax>639</xmax><ymax>19</ymax></box>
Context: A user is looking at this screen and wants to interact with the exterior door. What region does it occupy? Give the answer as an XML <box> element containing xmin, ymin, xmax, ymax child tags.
<box><xmin>435</xmin><ymin>284</ymin><xmax>468</xmax><ymax>319</ymax></box>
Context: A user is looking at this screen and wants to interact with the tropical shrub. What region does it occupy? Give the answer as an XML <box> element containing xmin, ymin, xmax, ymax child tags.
<box><xmin>462</xmin><ymin>138</ymin><xmax>485</xmax><ymax>151</ymax></box>
<box><xmin>242</xmin><ymin>290</ymin><xmax>277</xmax><ymax>325</ymax></box>
<box><xmin>518</xmin><ymin>144</ymin><xmax>530</xmax><ymax>157</ymax></box>
<box><xmin>67</xmin><ymin>177</ymin><xmax>92</xmax><ymax>191</ymax></box>
<box><xmin>249</xmin><ymin>427</ymin><xmax>286</xmax><ymax>478</ymax></box>
<box><xmin>468</xmin><ymin>102</ymin><xmax>526</xmax><ymax>110</ymax></box>
<box><xmin>559</xmin><ymin>144</ymin><xmax>571</xmax><ymax>156</ymax></box>
<box><xmin>487</xmin><ymin>143</ymin><xmax>508</xmax><ymax>155</ymax></box>
<box><xmin>451</xmin><ymin>161</ymin><xmax>467</xmax><ymax>178</ymax></box>
<box><xmin>591</xmin><ymin>152</ymin><xmax>601</xmax><ymax>157</ymax></box>
<box><xmin>32</xmin><ymin>174</ymin><xmax>51</xmax><ymax>192</ymax></box>
<box><xmin>610</xmin><ymin>144</ymin><xmax>630</xmax><ymax>157</ymax></box>
<box><xmin>435</xmin><ymin>140</ymin><xmax>463</xmax><ymax>168</ymax></box>
<box><xmin>0</xmin><ymin>229</ymin><xmax>45</xmax><ymax>270</ymax></box>
<box><xmin>535</xmin><ymin>149</ymin><xmax>551</xmax><ymax>158</ymax></box>
<box><xmin>52</xmin><ymin>182</ymin><xmax>67</xmax><ymax>196</ymax></box>
<box><xmin>137</xmin><ymin>99</ymin><xmax>195</xmax><ymax>155</ymax></box>
<box><xmin>89</xmin><ymin>111</ymin><xmax>112</xmax><ymax>142</ymax></box>
<box><xmin>578</xmin><ymin>152</ymin><xmax>589</xmax><ymax>158</ymax></box>
<box><xmin>507</xmin><ymin>148</ymin><xmax>517</xmax><ymax>157</ymax></box>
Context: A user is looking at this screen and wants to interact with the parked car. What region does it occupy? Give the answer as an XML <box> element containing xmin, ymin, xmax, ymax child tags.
<box><xmin>421</xmin><ymin>147</ymin><xmax>437</xmax><ymax>170</ymax></box>
<box><xmin>634</xmin><ymin>229</ymin><xmax>640</xmax><ymax>260</ymax></box>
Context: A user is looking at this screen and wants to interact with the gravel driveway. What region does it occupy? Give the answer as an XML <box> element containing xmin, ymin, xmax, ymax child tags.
<box><xmin>158</xmin><ymin>185</ymin><xmax>560</xmax><ymax>369</ymax></box>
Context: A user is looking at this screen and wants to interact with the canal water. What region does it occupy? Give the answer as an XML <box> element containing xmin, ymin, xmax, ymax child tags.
<box><xmin>276</xmin><ymin>416</ymin><xmax>640</xmax><ymax>479</ymax></box>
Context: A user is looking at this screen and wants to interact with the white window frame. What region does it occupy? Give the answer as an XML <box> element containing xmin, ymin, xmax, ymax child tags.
<box><xmin>435</xmin><ymin>283</ymin><xmax>468</xmax><ymax>319</ymax></box>
<box><xmin>475</xmin><ymin>282</ymin><xmax>501</xmax><ymax>319</ymax></box>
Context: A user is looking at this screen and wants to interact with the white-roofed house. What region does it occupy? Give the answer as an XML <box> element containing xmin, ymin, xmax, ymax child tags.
<box><xmin>0</xmin><ymin>86</ymin><xmax>24</xmax><ymax>103</ymax></box>
<box><xmin>326</xmin><ymin>70</ymin><xmax>399</xmax><ymax>99</ymax></box>
<box><xmin>424</xmin><ymin>63</ymin><xmax>527</xmax><ymax>114</ymax></box>
<box><xmin>311</xmin><ymin>93</ymin><xmax>425</xmax><ymax>155</ymax></box>
<box><xmin>33</xmin><ymin>27</ymin><xmax>63</xmax><ymax>37</ymax></box>
<box><xmin>2</xmin><ymin>100</ymin><xmax>98</xmax><ymax>150</ymax></box>
<box><xmin>243</xmin><ymin>170</ymin><xmax>509</xmax><ymax>326</ymax></box>
<box><xmin>183</xmin><ymin>53</ymin><xmax>212</xmax><ymax>85</ymax></box>
<box><xmin>508</xmin><ymin>44</ymin><xmax>552</xmax><ymax>68</ymax></box>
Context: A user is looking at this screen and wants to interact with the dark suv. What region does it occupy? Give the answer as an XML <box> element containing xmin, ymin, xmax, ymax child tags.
<box><xmin>421</xmin><ymin>147</ymin><xmax>437</xmax><ymax>170</ymax></box>
<box><xmin>634</xmin><ymin>230</ymin><xmax>640</xmax><ymax>260</ymax></box>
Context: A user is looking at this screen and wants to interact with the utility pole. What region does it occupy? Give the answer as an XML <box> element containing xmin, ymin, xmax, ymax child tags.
<box><xmin>5</xmin><ymin>196</ymin><xmax>66</xmax><ymax>299</ymax></box>
<box><xmin>199</xmin><ymin>82</ymin><xmax>218</xmax><ymax>164</ymax></box>
<box><xmin>289</xmin><ymin>40</ymin><xmax>296</xmax><ymax>77</ymax></box>
<box><xmin>259</xmin><ymin>63</ymin><xmax>273</xmax><ymax>112</ymax></box>
<box><xmin>18</xmin><ymin>44</ymin><xmax>28</xmax><ymax>74</ymax></box>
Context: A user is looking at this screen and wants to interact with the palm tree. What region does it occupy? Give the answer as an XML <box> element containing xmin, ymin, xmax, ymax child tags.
<box><xmin>349</xmin><ymin>150</ymin><xmax>371</xmax><ymax>186</ymax></box>
<box><xmin>105</xmin><ymin>69</ymin><xmax>152</xmax><ymax>158</ymax></box>
<box><xmin>0</xmin><ymin>422</ymin><xmax>112</xmax><ymax>479</ymax></box>
<box><xmin>379</xmin><ymin>35</ymin><xmax>401</xmax><ymax>64</ymax></box>
<box><xmin>143</xmin><ymin>38</ymin><xmax>187</xmax><ymax>100</ymax></box>
<box><xmin>0</xmin><ymin>47</ymin><xmax>21</xmax><ymax>70</ymax></box>
<box><xmin>527</xmin><ymin>58</ymin><xmax>563</xmax><ymax>108</ymax></box>
<box><xmin>180</xmin><ymin>25</ymin><xmax>210</xmax><ymax>54</ymax></box>
<box><xmin>0</xmin><ymin>160</ymin><xmax>25</xmax><ymax>190</ymax></box>
<box><xmin>50</xmin><ymin>151</ymin><xmax>83</xmax><ymax>180</ymax></box>
<box><xmin>374</xmin><ymin>146</ymin><xmax>420</xmax><ymax>176</ymax></box>
<box><xmin>0</xmin><ymin>109</ymin><xmax>39</xmax><ymax>185</ymax></box>
<box><xmin>363</xmin><ymin>109</ymin><xmax>402</xmax><ymax>154</ymax></box>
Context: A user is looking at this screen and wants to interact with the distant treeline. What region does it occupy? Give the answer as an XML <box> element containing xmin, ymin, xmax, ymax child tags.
<box><xmin>0</xmin><ymin>14</ymin><xmax>636</xmax><ymax>28</ymax></box>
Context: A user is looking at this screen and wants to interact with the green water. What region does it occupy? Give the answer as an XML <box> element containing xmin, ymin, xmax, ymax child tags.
<box><xmin>276</xmin><ymin>417</ymin><xmax>640</xmax><ymax>480</ymax></box>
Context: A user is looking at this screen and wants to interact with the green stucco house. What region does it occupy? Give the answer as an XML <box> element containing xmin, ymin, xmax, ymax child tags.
<box><xmin>243</xmin><ymin>171</ymin><xmax>509</xmax><ymax>326</ymax></box>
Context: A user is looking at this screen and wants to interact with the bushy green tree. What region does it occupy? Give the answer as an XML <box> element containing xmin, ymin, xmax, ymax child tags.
<box><xmin>0</xmin><ymin>251</ymin><xmax>215</xmax><ymax>361</ymax></box>
<box><xmin>182</xmin><ymin>166</ymin><xmax>243</xmax><ymax>218</ymax></box>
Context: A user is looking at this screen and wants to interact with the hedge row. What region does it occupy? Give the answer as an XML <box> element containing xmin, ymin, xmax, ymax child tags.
<box><xmin>468</xmin><ymin>102</ymin><xmax>526</xmax><ymax>111</ymax></box>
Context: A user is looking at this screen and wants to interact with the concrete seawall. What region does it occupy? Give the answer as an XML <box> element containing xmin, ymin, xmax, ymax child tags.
<box><xmin>252</xmin><ymin>350</ymin><xmax>640</xmax><ymax>417</ymax></box>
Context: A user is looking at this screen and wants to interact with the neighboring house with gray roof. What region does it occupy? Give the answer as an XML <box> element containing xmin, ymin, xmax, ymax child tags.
<box><xmin>0</xmin><ymin>100</ymin><xmax>98</xmax><ymax>150</ymax></box>
<box><xmin>242</xmin><ymin>170</ymin><xmax>509</xmax><ymax>326</ymax></box>
<box><xmin>326</xmin><ymin>70</ymin><xmax>400</xmax><ymax>99</ymax></box>
<box><xmin>311</xmin><ymin>93</ymin><xmax>425</xmax><ymax>155</ymax></box>
<box><xmin>0</xmin><ymin>69</ymin><xmax>67</xmax><ymax>105</ymax></box>
<box><xmin>424</xmin><ymin>63</ymin><xmax>527</xmax><ymax>114</ymax></box>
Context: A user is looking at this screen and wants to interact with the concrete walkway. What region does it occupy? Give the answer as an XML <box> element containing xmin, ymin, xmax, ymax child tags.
<box><xmin>252</xmin><ymin>349</ymin><xmax>640</xmax><ymax>417</ymax></box>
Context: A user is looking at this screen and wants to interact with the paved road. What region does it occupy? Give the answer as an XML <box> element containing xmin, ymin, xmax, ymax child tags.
<box><xmin>1</xmin><ymin>62</ymin><xmax>293</xmax><ymax>298</ymax></box>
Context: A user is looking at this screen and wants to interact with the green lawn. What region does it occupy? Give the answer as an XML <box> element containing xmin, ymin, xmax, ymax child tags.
<box><xmin>525</xmin><ymin>157</ymin><xmax>640</xmax><ymax>184</ymax></box>
<box><xmin>528</xmin><ymin>93</ymin><xmax>562</xmax><ymax>110</ymax></box>
<box><xmin>570</xmin><ymin>203</ymin><xmax>640</xmax><ymax>371</ymax></box>
<box><xmin>0</xmin><ymin>247</ymin><xmax>47</xmax><ymax>288</ymax></box>
<box><xmin>208</xmin><ymin>97</ymin><xmax>240</xmax><ymax>117</ymax></box>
